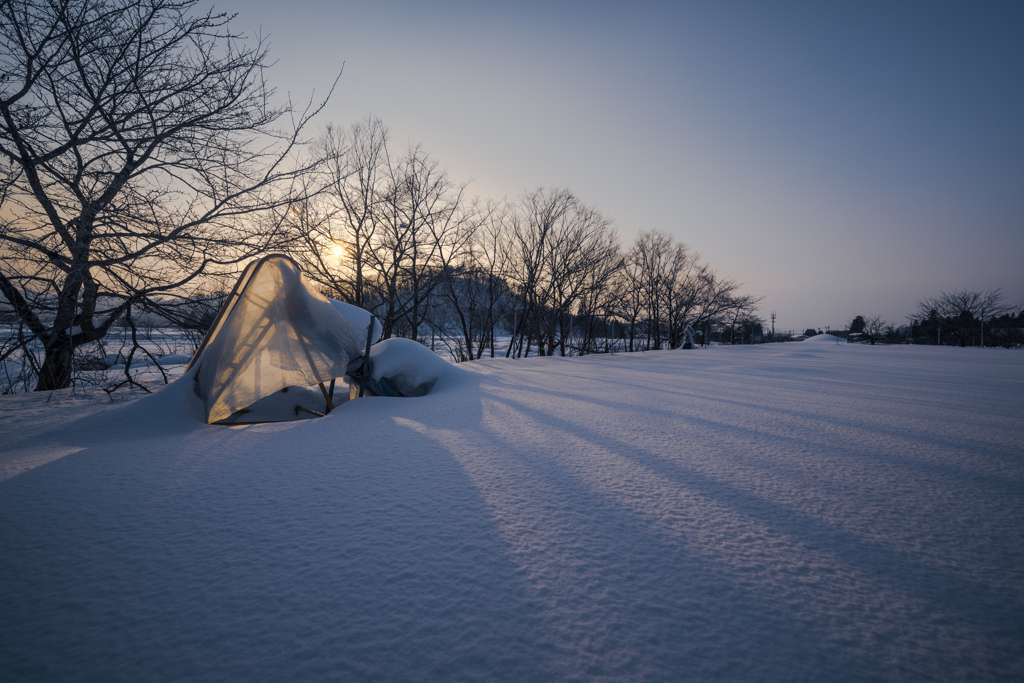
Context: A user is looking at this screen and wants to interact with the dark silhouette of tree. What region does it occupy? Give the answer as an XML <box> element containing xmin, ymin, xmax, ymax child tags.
<box><xmin>291</xmin><ymin>117</ymin><xmax>389</xmax><ymax>309</ymax></box>
<box><xmin>862</xmin><ymin>315</ymin><xmax>888</xmax><ymax>345</ymax></box>
<box><xmin>914</xmin><ymin>289</ymin><xmax>1005</xmax><ymax>347</ymax></box>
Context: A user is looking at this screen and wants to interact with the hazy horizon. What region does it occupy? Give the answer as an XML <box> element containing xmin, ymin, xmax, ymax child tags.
<box><xmin>214</xmin><ymin>0</ymin><xmax>1024</xmax><ymax>331</ymax></box>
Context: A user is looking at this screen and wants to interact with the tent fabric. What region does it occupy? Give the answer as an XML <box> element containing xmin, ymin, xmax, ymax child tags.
<box><xmin>191</xmin><ymin>255</ymin><xmax>358</xmax><ymax>424</ymax></box>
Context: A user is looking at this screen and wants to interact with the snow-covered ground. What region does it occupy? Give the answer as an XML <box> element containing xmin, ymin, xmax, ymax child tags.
<box><xmin>1</xmin><ymin>341</ymin><xmax>1022</xmax><ymax>682</ymax></box>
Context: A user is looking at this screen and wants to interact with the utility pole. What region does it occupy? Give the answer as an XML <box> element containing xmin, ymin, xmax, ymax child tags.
<box><xmin>771</xmin><ymin>311</ymin><xmax>776</xmax><ymax>340</ymax></box>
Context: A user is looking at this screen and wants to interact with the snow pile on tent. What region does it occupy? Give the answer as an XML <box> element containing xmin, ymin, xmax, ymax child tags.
<box><xmin>359</xmin><ymin>337</ymin><xmax>450</xmax><ymax>397</ymax></box>
<box><xmin>190</xmin><ymin>255</ymin><xmax>359</xmax><ymax>424</ymax></box>
<box><xmin>329</xmin><ymin>299</ymin><xmax>382</xmax><ymax>350</ymax></box>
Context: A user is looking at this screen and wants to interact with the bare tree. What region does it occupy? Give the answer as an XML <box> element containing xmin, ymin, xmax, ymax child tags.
<box><xmin>0</xmin><ymin>0</ymin><xmax>334</xmax><ymax>391</ymax></box>
<box><xmin>281</xmin><ymin>121</ymin><xmax>763</xmax><ymax>362</ymax></box>
<box><xmin>291</xmin><ymin>117</ymin><xmax>389</xmax><ymax>308</ymax></box>
<box><xmin>1010</xmin><ymin>299</ymin><xmax>1024</xmax><ymax>349</ymax></box>
<box><xmin>370</xmin><ymin>144</ymin><xmax>475</xmax><ymax>339</ymax></box>
<box><xmin>631</xmin><ymin>230</ymin><xmax>673</xmax><ymax>350</ymax></box>
<box><xmin>622</xmin><ymin>231</ymin><xmax>706</xmax><ymax>352</ymax></box>
<box><xmin>720</xmin><ymin>296</ymin><xmax>763</xmax><ymax>344</ymax></box>
<box><xmin>571</xmin><ymin>239</ymin><xmax>623</xmax><ymax>355</ymax></box>
<box><xmin>503</xmin><ymin>188</ymin><xmax>619</xmax><ymax>358</ymax></box>
<box><xmin>862</xmin><ymin>315</ymin><xmax>888</xmax><ymax>345</ymax></box>
<box><xmin>505</xmin><ymin>188</ymin><xmax>574</xmax><ymax>357</ymax></box>
<box><xmin>612</xmin><ymin>231</ymin><xmax>762</xmax><ymax>352</ymax></box>
<box><xmin>539</xmin><ymin>205</ymin><xmax>618</xmax><ymax>356</ymax></box>
<box><xmin>915</xmin><ymin>289</ymin><xmax>1005</xmax><ymax>347</ymax></box>
<box><xmin>438</xmin><ymin>200</ymin><xmax>511</xmax><ymax>360</ymax></box>
<box><xmin>614</xmin><ymin>245</ymin><xmax>645</xmax><ymax>353</ymax></box>
<box><xmin>692</xmin><ymin>270</ymin><xmax>744</xmax><ymax>347</ymax></box>
<box><xmin>663</xmin><ymin>242</ymin><xmax>701</xmax><ymax>349</ymax></box>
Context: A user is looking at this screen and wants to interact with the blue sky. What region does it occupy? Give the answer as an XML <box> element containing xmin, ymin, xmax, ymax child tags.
<box><xmin>216</xmin><ymin>0</ymin><xmax>1023</xmax><ymax>330</ymax></box>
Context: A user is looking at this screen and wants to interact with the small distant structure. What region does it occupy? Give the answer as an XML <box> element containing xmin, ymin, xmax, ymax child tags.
<box><xmin>682</xmin><ymin>325</ymin><xmax>695</xmax><ymax>349</ymax></box>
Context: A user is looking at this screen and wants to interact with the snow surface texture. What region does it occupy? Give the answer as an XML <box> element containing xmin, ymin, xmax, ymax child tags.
<box><xmin>1</xmin><ymin>344</ymin><xmax>1022</xmax><ymax>682</ymax></box>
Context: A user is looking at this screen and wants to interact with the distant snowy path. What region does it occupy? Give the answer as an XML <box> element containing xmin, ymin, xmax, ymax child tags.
<box><xmin>2</xmin><ymin>343</ymin><xmax>1022</xmax><ymax>681</ymax></box>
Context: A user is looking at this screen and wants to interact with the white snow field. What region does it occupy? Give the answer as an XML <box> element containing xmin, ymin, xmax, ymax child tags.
<box><xmin>1</xmin><ymin>341</ymin><xmax>1022</xmax><ymax>682</ymax></box>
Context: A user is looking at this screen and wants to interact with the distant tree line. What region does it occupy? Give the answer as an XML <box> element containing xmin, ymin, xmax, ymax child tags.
<box><xmin>809</xmin><ymin>289</ymin><xmax>1023</xmax><ymax>348</ymax></box>
<box><xmin>910</xmin><ymin>289</ymin><xmax>1020</xmax><ymax>348</ymax></box>
<box><xmin>285</xmin><ymin>117</ymin><xmax>764</xmax><ymax>362</ymax></box>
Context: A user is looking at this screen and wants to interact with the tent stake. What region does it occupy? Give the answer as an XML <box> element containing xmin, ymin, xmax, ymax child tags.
<box><xmin>358</xmin><ymin>318</ymin><xmax>376</xmax><ymax>398</ymax></box>
<box><xmin>318</xmin><ymin>382</ymin><xmax>335</xmax><ymax>413</ymax></box>
<box><xmin>295</xmin><ymin>405</ymin><xmax>326</xmax><ymax>418</ymax></box>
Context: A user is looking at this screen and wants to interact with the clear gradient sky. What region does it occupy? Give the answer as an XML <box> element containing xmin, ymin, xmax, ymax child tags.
<box><xmin>216</xmin><ymin>0</ymin><xmax>1023</xmax><ymax>332</ymax></box>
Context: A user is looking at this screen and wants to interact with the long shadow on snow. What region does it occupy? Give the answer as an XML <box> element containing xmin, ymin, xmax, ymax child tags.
<box><xmin>480</xmin><ymin>388</ymin><xmax>1024</xmax><ymax>676</ymax></box>
<box><xmin>0</xmin><ymin>368</ymin><xmax>214</xmax><ymax>456</ymax></box>
<box><xmin>0</xmin><ymin>371</ymin><xmax>557</xmax><ymax>683</ymax></box>
<box><xmin>490</xmin><ymin>366</ymin><xmax>1024</xmax><ymax>490</ymax></box>
<box><xmin>404</xmin><ymin>380</ymin><xmax>890</xmax><ymax>681</ymax></box>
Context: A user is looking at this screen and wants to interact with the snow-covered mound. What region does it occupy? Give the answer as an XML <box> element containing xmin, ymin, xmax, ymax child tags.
<box><xmin>2</xmin><ymin>344</ymin><xmax>1022</xmax><ymax>682</ymax></box>
<box><xmin>366</xmin><ymin>337</ymin><xmax>451</xmax><ymax>397</ymax></box>
<box><xmin>800</xmin><ymin>333</ymin><xmax>843</xmax><ymax>343</ymax></box>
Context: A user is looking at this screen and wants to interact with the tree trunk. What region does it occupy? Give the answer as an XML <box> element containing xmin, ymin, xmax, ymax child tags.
<box><xmin>35</xmin><ymin>337</ymin><xmax>75</xmax><ymax>391</ymax></box>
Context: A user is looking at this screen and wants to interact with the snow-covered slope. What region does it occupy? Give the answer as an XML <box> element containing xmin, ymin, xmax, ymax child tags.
<box><xmin>1</xmin><ymin>344</ymin><xmax>1022</xmax><ymax>682</ymax></box>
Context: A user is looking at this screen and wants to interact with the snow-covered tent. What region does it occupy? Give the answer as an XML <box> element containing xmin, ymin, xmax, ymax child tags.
<box><xmin>187</xmin><ymin>254</ymin><xmax>447</xmax><ymax>424</ymax></box>
<box><xmin>187</xmin><ymin>255</ymin><xmax>366</xmax><ymax>424</ymax></box>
